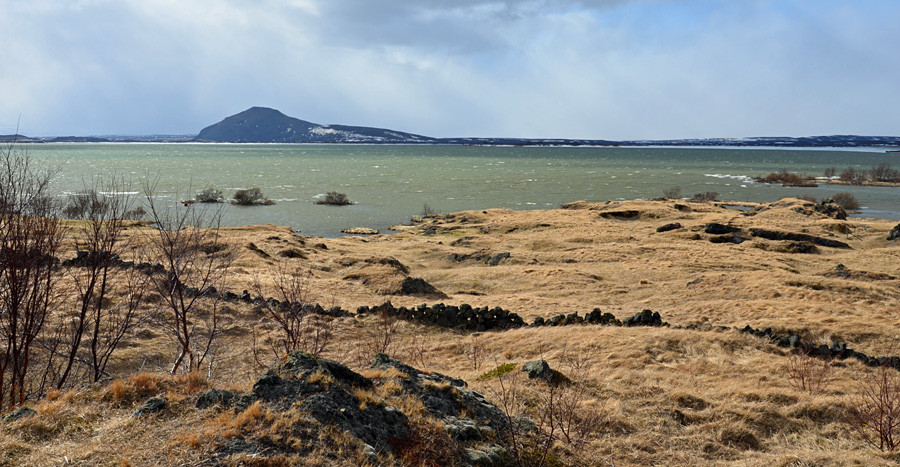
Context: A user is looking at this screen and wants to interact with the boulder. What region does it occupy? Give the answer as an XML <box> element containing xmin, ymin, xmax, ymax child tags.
<box><xmin>656</xmin><ymin>222</ymin><xmax>682</xmax><ymax>233</ymax></box>
<box><xmin>704</xmin><ymin>223</ymin><xmax>741</xmax><ymax>235</ymax></box>
<box><xmin>371</xmin><ymin>353</ymin><xmax>506</xmax><ymax>429</ymax></box>
<box><xmin>814</xmin><ymin>200</ymin><xmax>848</xmax><ymax>220</ymax></box>
<box><xmin>623</xmin><ymin>309</ymin><xmax>665</xmax><ymax>327</ymax></box>
<box><xmin>464</xmin><ymin>446</ymin><xmax>508</xmax><ymax>466</ymax></box>
<box><xmin>133</xmin><ymin>396</ymin><xmax>167</xmax><ymax>416</ymax></box>
<box><xmin>585</xmin><ymin>308</ymin><xmax>620</xmax><ymax>325</ymax></box>
<box><xmin>443</xmin><ymin>416</ymin><xmax>487</xmax><ymax>441</ymax></box>
<box><xmin>3</xmin><ymin>406</ymin><xmax>36</xmax><ymax>422</ymax></box>
<box><xmin>196</xmin><ymin>389</ymin><xmax>238</xmax><ymax>409</ymax></box>
<box><xmin>749</xmin><ymin>228</ymin><xmax>850</xmax><ymax>249</ymax></box>
<box><xmin>400</xmin><ymin>277</ymin><xmax>448</xmax><ymax>298</ymax></box>
<box><xmin>709</xmin><ymin>234</ymin><xmax>746</xmax><ymax>244</ymax></box>
<box><xmin>522</xmin><ymin>360</ymin><xmax>570</xmax><ymax>385</ymax></box>
<box><xmin>889</xmin><ymin>223</ymin><xmax>900</xmax><ymax>241</ymax></box>
<box><xmin>522</xmin><ymin>360</ymin><xmax>554</xmax><ymax>381</ymax></box>
<box><xmin>485</xmin><ymin>252</ymin><xmax>510</xmax><ymax>266</ymax></box>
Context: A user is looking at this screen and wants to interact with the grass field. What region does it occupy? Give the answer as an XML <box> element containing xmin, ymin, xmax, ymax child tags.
<box><xmin>3</xmin><ymin>197</ymin><xmax>900</xmax><ymax>465</ymax></box>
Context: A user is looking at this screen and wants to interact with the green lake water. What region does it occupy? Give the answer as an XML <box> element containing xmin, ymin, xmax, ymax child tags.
<box><xmin>20</xmin><ymin>143</ymin><xmax>900</xmax><ymax>237</ymax></box>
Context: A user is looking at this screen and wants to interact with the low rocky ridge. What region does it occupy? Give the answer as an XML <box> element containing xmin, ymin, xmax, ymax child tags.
<box><xmin>657</xmin><ymin>221</ymin><xmax>853</xmax><ymax>250</ymax></box>
<box><xmin>61</xmin><ymin>252</ymin><xmax>667</xmax><ymax>331</ymax></box>
<box><xmin>197</xmin><ymin>352</ymin><xmax>510</xmax><ymax>465</ymax></box>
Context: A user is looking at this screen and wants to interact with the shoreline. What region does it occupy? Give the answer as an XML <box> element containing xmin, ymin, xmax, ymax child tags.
<box><xmin>817</xmin><ymin>178</ymin><xmax>900</xmax><ymax>187</ymax></box>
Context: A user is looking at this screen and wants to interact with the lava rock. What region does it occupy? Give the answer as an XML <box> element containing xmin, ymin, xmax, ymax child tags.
<box><xmin>400</xmin><ymin>277</ymin><xmax>447</xmax><ymax>298</ymax></box>
<box><xmin>3</xmin><ymin>406</ymin><xmax>36</xmax><ymax>422</ymax></box>
<box><xmin>485</xmin><ymin>252</ymin><xmax>510</xmax><ymax>266</ymax></box>
<box><xmin>134</xmin><ymin>396</ymin><xmax>168</xmax><ymax>416</ymax></box>
<box><xmin>889</xmin><ymin>223</ymin><xmax>900</xmax><ymax>241</ymax></box>
<box><xmin>815</xmin><ymin>200</ymin><xmax>848</xmax><ymax>220</ymax></box>
<box><xmin>196</xmin><ymin>389</ymin><xmax>238</xmax><ymax>409</ymax></box>
<box><xmin>656</xmin><ymin>222</ymin><xmax>682</xmax><ymax>233</ymax></box>
<box><xmin>623</xmin><ymin>309</ymin><xmax>664</xmax><ymax>327</ymax></box>
<box><xmin>704</xmin><ymin>223</ymin><xmax>741</xmax><ymax>235</ymax></box>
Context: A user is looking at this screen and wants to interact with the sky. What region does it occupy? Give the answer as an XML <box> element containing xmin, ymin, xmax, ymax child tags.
<box><xmin>0</xmin><ymin>0</ymin><xmax>898</xmax><ymax>140</ymax></box>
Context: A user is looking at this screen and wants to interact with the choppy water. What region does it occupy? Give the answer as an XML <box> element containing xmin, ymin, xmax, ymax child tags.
<box><xmin>20</xmin><ymin>143</ymin><xmax>900</xmax><ymax>237</ymax></box>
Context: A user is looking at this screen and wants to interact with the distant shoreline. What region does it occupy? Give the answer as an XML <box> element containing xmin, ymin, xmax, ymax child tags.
<box><xmin>6</xmin><ymin>140</ymin><xmax>899</xmax><ymax>153</ymax></box>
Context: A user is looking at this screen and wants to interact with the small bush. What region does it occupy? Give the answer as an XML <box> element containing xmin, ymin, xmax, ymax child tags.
<box><xmin>691</xmin><ymin>191</ymin><xmax>719</xmax><ymax>202</ymax></box>
<box><xmin>195</xmin><ymin>184</ymin><xmax>223</xmax><ymax>203</ymax></box>
<box><xmin>478</xmin><ymin>363</ymin><xmax>517</xmax><ymax>381</ymax></box>
<box><xmin>662</xmin><ymin>186</ymin><xmax>682</xmax><ymax>199</ymax></box>
<box><xmin>787</xmin><ymin>352</ymin><xmax>834</xmax><ymax>395</ymax></box>
<box><xmin>840</xmin><ymin>167</ymin><xmax>867</xmax><ymax>185</ymax></box>
<box><xmin>846</xmin><ymin>365</ymin><xmax>900</xmax><ymax>451</ymax></box>
<box><xmin>315</xmin><ymin>191</ymin><xmax>353</xmax><ymax>206</ymax></box>
<box><xmin>123</xmin><ymin>206</ymin><xmax>146</xmax><ymax>220</ymax></box>
<box><xmin>755</xmin><ymin>169</ymin><xmax>816</xmax><ymax>187</ymax></box>
<box><xmin>870</xmin><ymin>162</ymin><xmax>900</xmax><ymax>182</ymax></box>
<box><xmin>232</xmin><ymin>187</ymin><xmax>275</xmax><ymax>206</ymax></box>
<box><xmin>832</xmin><ymin>192</ymin><xmax>860</xmax><ymax>210</ymax></box>
<box><xmin>62</xmin><ymin>190</ymin><xmax>127</xmax><ymax>219</ymax></box>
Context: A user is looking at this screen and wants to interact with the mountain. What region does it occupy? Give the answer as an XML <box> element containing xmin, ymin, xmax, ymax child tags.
<box><xmin>8</xmin><ymin>107</ymin><xmax>900</xmax><ymax>147</ymax></box>
<box><xmin>195</xmin><ymin>107</ymin><xmax>435</xmax><ymax>143</ymax></box>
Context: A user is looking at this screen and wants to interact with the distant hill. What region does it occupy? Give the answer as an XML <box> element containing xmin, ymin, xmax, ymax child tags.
<box><xmin>0</xmin><ymin>134</ymin><xmax>41</xmax><ymax>143</ymax></box>
<box><xmin>6</xmin><ymin>108</ymin><xmax>900</xmax><ymax>148</ymax></box>
<box><xmin>195</xmin><ymin>107</ymin><xmax>435</xmax><ymax>143</ymax></box>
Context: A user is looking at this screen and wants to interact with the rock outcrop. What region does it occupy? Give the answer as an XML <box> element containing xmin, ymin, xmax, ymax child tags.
<box><xmin>214</xmin><ymin>352</ymin><xmax>510</xmax><ymax>465</ymax></box>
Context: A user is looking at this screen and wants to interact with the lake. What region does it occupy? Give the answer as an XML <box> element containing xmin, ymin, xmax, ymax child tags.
<box><xmin>20</xmin><ymin>143</ymin><xmax>900</xmax><ymax>237</ymax></box>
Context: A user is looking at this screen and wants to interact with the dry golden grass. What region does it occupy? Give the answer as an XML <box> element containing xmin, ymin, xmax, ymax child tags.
<box><xmin>4</xmin><ymin>198</ymin><xmax>900</xmax><ymax>464</ymax></box>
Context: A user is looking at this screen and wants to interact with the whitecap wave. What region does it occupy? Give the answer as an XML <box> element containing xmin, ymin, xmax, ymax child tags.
<box><xmin>705</xmin><ymin>173</ymin><xmax>755</xmax><ymax>184</ymax></box>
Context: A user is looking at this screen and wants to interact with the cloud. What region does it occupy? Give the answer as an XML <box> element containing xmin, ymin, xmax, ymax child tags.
<box><xmin>0</xmin><ymin>0</ymin><xmax>897</xmax><ymax>138</ymax></box>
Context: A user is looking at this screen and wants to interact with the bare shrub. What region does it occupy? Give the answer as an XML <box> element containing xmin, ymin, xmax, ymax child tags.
<box><xmin>555</xmin><ymin>353</ymin><xmax>606</xmax><ymax>449</ymax></box>
<box><xmin>62</xmin><ymin>190</ymin><xmax>110</xmax><ymax>219</ymax></box>
<box><xmin>832</xmin><ymin>192</ymin><xmax>860</xmax><ymax>210</ymax></box>
<box><xmin>251</xmin><ymin>268</ymin><xmax>334</xmax><ymax>364</ymax></box>
<box><xmin>195</xmin><ymin>184</ymin><xmax>224</xmax><ymax>203</ymax></box>
<box><xmin>232</xmin><ymin>187</ymin><xmax>274</xmax><ymax>206</ymax></box>
<box><xmin>315</xmin><ymin>191</ymin><xmax>353</xmax><ymax>206</ymax></box>
<box><xmin>756</xmin><ymin>169</ymin><xmax>816</xmax><ymax>186</ymax></box>
<box><xmin>787</xmin><ymin>351</ymin><xmax>834</xmax><ymax>395</ymax></box>
<box><xmin>691</xmin><ymin>191</ymin><xmax>719</xmax><ymax>202</ymax></box>
<box><xmin>488</xmin><ymin>352</ymin><xmax>605</xmax><ymax>466</ymax></box>
<box><xmin>50</xmin><ymin>178</ymin><xmax>150</xmax><ymax>388</ymax></box>
<box><xmin>465</xmin><ymin>334</ymin><xmax>486</xmax><ymax>371</ymax></box>
<box><xmin>142</xmin><ymin>180</ymin><xmax>235</xmax><ymax>375</ymax></box>
<box><xmin>0</xmin><ymin>143</ymin><xmax>62</xmax><ymax>409</ymax></box>
<box><xmin>351</xmin><ymin>307</ymin><xmax>400</xmax><ymax>367</ymax></box>
<box><xmin>399</xmin><ymin>332</ymin><xmax>428</xmax><ymax>369</ymax></box>
<box><xmin>662</xmin><ymin>186</ymin><xmax>682</xmax><ymax>199</ymax></box>
<box><xmin>421</xmin><ymin>203</ymin><xmax>436</xmax><ymax>217</ymax></box>
<box><xmin>846</xmin><ymin>365</ymin><xmax>900</xmax><ymax>451</ymax></box>
<box><xmin>869</xmin><ymin>162</ymin><xmax>899</xmax><ymax>183</ymax></box>
<box><xmin>369</xmin><ymin>307</ymin><xmax>398</xmax><ymax>356</ymax></box>
<box><xmin>124</xmin><ymin>205</ymin><xmax>146</xmax><ymax>220</ymax></box>
<box><xmin>840</xmin><ymin>167</ymin><xmax>867</xmax><ymax>185</ymax></box>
